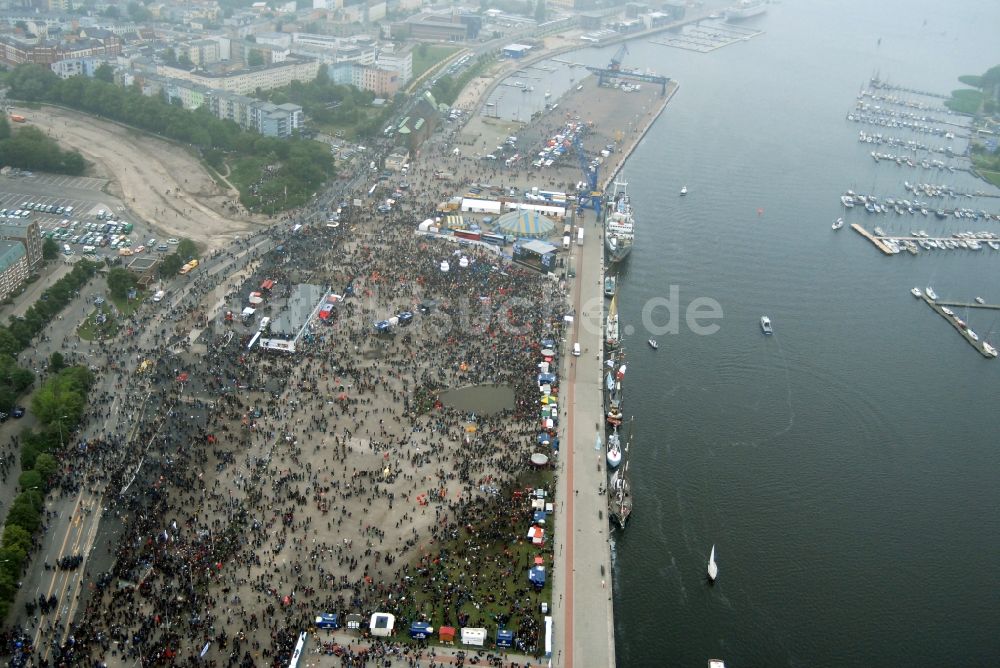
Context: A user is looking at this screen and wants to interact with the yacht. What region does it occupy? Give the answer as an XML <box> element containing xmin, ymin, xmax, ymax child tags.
<box><xmin>840</xmin><ymin>195</ymin><xmax>856</xmax><ymax>208</ymax></box>
<box><xmin>606</xmin><ymin>429</ymin><xmax>622</xmax><ymax>468</ymax></box>
<box><xmin>968</xmin><ymin>330</ymin><xmax>979</xmax><ymax>342</ymax></box>
<box><xmin>925</xmin><ymin>286</ymin><xmax>938</xmax><ymax>301</ymax></box>
<box><xmin>983</xmin><ymin>342</ymin><xmax>998</xmax><ymax>358</ymax></box>
<box><xmin>709</xmin><ymin>661</ymin><xmax>727</xmax><ymax>668</ymax></box>
<box><xmin>832</xmin><ymin>217</ymin><xmax>844</xmax><ymax>230</ymax></box>
<box><xmin>911</xmin><ymin>287</ymin><xmax>922</xmax><ymax>298</ymax></box>
<box><xmin>604</xmin><ymin>275</ymin><xmax>617</xmax><ymax>298</ymax></box>
<box><xmin>648</xmin><ymin>339</ymin><xmax>658</xmax><ymax>350</ymax></box>
<box><xmin>707</xmin><ymin>545</ymin><xmax>718</xmax><ymax>582</ymax></box>
<box><xmin>760</xmin><ymin>316</ymin><xmax>773</xmax><ymax>334</ymax></box>
<box><xmin>975</xmin><ymin>297</ymin><xmax>985</xmax><ymax>304</ymax></box>
<box><xmin>680</xmin><ymin>185</ymin><xmax>688</xmax><ymax>196</ymax></box>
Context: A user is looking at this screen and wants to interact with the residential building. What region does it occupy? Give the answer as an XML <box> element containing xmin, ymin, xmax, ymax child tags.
<box><xmin>251</xmin><ymin>102</ymin><xmax>303</xmax><ymax>137</ymax></box>
<box><xmin>0</xmin><ymin>241</ymin><xmax>29</xmax><ymax>302</ymax></box>
<box><xmin>50</xmin><ymin>55</ymin><xmax>107</xmax><ymax>78</ymax></box>
<box><xmin>177</xmin><ymin>38</ymin><xmax>222</xmax><ymax>67</ymax></box>
<box><xmin>0</xmin><ymin>219</ymin><xmax>42</xmax><ymax>269</ymax></box>
<box><xmin>0</xmin><ymin>32</ymin><xmax>122</xmax><ymax>67</ymax></box>
<box><xmin>156</xmin><ymin>56</ymin><xmax>320</xmax><ymax>95</ymax></box>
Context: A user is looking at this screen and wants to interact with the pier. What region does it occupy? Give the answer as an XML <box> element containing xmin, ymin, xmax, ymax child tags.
<box><xmin>920</xmin><ymin>294</ymin><xmax>997</xmax><ymax>358</ymax></box>
<box><xmin>850</xmin><ymin>223</ymin><xmax>895</xmax><ymax>254</ymax></box>
<box><xmin>650</xmin><ymin>22</ymin><xmax>763</xmax><ymax>53</ymax></box>
<box><xmin>933</xmin><ymin>300</ymin><xmax>1000</xmax><ymax>311</ymax></box>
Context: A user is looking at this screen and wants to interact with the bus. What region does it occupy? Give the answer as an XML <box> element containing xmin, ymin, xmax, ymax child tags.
<box><xmin>481</xmin><ymin>233</ymin><xmax>506</xmax><ymax>246</ymax></box>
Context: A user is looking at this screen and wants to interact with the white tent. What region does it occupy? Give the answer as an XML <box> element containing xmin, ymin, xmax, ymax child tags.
<box><xmin>369</xmin><ymin>612</ymin><xmax>395</xmax><ymax>637</ymax></box>
<box><xmin>461</xmin><ymin>627</ymin><xmax>487</xmax><ymax>647</ymax></box>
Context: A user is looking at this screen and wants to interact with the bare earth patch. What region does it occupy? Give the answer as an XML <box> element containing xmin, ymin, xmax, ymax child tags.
<box><xmin>27</xmin><ymin>105</ymin><xmax>271</xmax><ymax>251</ymax></box>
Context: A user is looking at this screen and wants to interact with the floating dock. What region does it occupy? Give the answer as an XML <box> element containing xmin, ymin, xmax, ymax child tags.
<box><xmin>851</xmin><ymin>223</ymin><xmax>896</xmax><ymax>255</ymax></box>
<box><xmin>921</xmin><ymin>294</ymin><xmax>997</xmax><ymax>358</ymax></box>
<box><xmin>650</xmin><ymin>22</ymin><xmax>763</xmax><ymax>53</ymax></box>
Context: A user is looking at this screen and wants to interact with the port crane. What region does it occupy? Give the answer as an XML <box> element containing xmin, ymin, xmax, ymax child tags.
<box><xmin>585</xmin><ymin>42</ymin><xmax>670</xmax><ymax>95</ymax></box>
<box><xmin>573</xmin><ymin>135</ymin><xmax>603</xmax><ymax>215</ymax></box>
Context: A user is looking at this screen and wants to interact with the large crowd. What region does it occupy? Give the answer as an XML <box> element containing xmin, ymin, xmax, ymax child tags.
<box><xmin>2</xmin><ymin>155</ymin><xmax>571</xmax><ymax>666</ymax></box>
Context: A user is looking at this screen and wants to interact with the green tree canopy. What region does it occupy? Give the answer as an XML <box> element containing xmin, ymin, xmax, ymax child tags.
<box><xmin>176</xmin><ymin>238</ymin><xmax>198</xmax><ymax>261</ymax></box>
<box><xmin>42</xmin><ymin>237</ymin><xmax>59</xmax><ymax>260</ymax></box>
<box><xmin>106</xmin><ymin>267</ymin><xmax>137</xmax><ymax>300</ymax></box>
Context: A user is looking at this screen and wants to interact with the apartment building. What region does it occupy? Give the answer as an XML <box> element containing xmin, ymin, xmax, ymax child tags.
<box><xmin>0</xmin><ymin>219</ymin><xmax>42</xmax><ymax>269</ymax></box>
<box><xmin>0</xmin><ymin>242</ymin><xmax>29</xmax><ymax>302</ymax></box>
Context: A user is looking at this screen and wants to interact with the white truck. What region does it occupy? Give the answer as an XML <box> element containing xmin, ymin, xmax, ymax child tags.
<box><xmin>576</xmin><ymin>228</ymin><xmax>584</xmax><ymax>246</ymax></box>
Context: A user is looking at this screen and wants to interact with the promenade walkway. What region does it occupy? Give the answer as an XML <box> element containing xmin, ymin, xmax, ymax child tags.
<box><xmin>553</xmin><ymin>207</ymin><xmax>614</xmax><ymax>668</ymax></box>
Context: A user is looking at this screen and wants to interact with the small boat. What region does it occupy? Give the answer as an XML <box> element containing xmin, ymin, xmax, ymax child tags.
<box><xmin>680</xmin><ymin>185</ymin><xmax>688</xmax><ymax>196</ymax></box>
<box><xmin>708</xmin><ymin>661</ymin><xmax>727</xmax><ymax>668</ymax></box>
<box><xmin>707</xmin><ymin>545</ymin><xmax>718</xmax><ymax>582</ymax></box>
<box><xmin>832</xmin><ymin>217</ymin><xmax>844</xmax><ymax>230</ymax></box>
<box><xmin>975</xmin><ymin>296</ymin><xmax>985</xmax><ymax>304</ymax></box>
<box><xmin>983</xmin><ymin>342</ymin><xmax>998</xmax><ymax>358</ymax></box>
<box><xmin>911</xmin><ymin>287</ymin><xmax>922</xmax><ymax>298</ymax></box>
<box><xmin>604</xmin><ymin>276</ymin><xmax>617</xmax><ymax>298</ymax></box>
<box><xmin>607</xmin><ymin>429</ymin><xmax>622</xmax><ymax>468</ymax></box>
<box><xmin>760</xmin><ymin>315</ymin><xmax>773</xmax><ymax>335</ymax></box>
<box><xmin>926</xmin><ymin>286</ymin><xmax>938</xmax><ymax>301</ymax></box>
<box><xmin>648</xmin><ymin>339</ymin><xmax>658</xmax><ymax>350</ymax></box>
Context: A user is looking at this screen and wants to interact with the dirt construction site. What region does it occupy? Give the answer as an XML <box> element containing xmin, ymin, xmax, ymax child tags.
<box><xmin>16</xmin><ymin>105</ymin><xmax>270</xmax><ymax>251</ymax></box>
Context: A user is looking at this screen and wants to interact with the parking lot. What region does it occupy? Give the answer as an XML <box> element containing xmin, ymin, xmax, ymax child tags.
<box><xmin>0</xmin><ymin>174</ymin><xmax>170</xmax><ymax>263</ymax></box>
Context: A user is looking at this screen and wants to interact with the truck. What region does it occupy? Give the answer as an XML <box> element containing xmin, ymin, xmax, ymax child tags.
<box><xmin>576</xmin><ymin>228</ymin><xmax>584</xmax><ymax>246</ymax></box>
<box><xmin>453</xmin><ymin>229</ymin><xmax>481</xmax><ymax>242</ymax></box>
<box><xmin>178</xmin><ymin>259</ymin><xmax>199</xmax><ymax>275</ymax></box>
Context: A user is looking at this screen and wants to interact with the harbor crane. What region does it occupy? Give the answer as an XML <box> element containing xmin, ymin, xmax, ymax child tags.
<box><xmin>585</xmin><ymin>42</ymin><xmax>670</xmax><ymax>95</ymax></box>
<box><xmin>573</xmin><ymin>135</ymin><xmax>603</xmax><ymax>215</ymax></box>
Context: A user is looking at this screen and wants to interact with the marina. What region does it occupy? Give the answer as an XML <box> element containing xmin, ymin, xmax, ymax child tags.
<box><xmin>649</xmin><ymin>22</ymin><xmax>763</xmax><ymax>53</ymax></box>
<box><xmin>919</xmin><ymin>292</ymin><xmax>997</xmax><ymax>358</ymax></box>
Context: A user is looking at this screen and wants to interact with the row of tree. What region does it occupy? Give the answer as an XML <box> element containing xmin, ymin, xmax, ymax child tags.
<box><xmin>0</xmin><ymin>260</ymin><xmax>99</xmax><ymax>358</ymax></box>
<box><xmin>0</xmin><ymin>115</ymin><xmax>87</xmax><ymax>175</ymax></box>
<box><xmin>3</xmin><ymin>64</ymin><xmax>335</xmax><ymax>213</ymax></box>
<box><xmin>0</xmin><ymin>365</ymin><xmax>94</xmax><ymax>619</ymax></box>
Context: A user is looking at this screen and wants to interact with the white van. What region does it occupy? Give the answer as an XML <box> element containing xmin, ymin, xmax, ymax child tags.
<box><xmin>572</xmin><ymin>342</ymin><xmax>581</xmax><ymax>356</ymax></box>
<box><xmin>152</xmin><ymin>290</ymin><xmax>167</xmax><ymax>302</ymax></box>
<box><xmin>562</xmin><ymin>235</ymin><xmax>571</xmax><ymax>250</ymax></box>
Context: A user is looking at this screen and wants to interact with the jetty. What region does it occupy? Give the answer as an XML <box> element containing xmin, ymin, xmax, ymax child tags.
<box><xmin>921</xmin><ymin>294</ymin><xmax>997</xmax><ymax>358</ymax></box>
<box><xmin>851</xmin><ymin>223</ymin><xmax>895</xmax><ymax>255</ymax></box>
<box><xmin>933</xmin><ymin>300</ymin><xmax>1000</xmax><ymax>311</ymax></box>
<box><xmin>650</xmin><ymin>22</ymin><xmax>763</xmax><ymax>53</ymax></box>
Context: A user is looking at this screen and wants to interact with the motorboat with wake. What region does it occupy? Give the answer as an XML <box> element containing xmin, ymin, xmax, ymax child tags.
<box><xmin>648</xmin><ymin>339</ymin><xmax>658</xmax><ymax>350</ymax></box>
<box><xmin>832</xmin><ymin>217</ymin><xmax>844</xmax><ymax>230</ymax></box>
<box><xmin>911</xmin><ymin>287</ymin><xmax>922</xmax><ymax>298</ymax></box>
<box><xmin>680</xmin><ymin>185</ymin><xmax>688</xmax><ymax>196</ymax></box>
<box><xmin>604</xmin><ymin>275</ymin><xmax>617</xmax><ymax>298</ymax></box>
<box><xmin>760</xmin><ymin>315</ymin><xmax>773</xmax><ymax>334</ymax></box>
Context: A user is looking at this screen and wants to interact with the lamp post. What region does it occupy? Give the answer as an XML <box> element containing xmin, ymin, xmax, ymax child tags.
<box><xmin>57</xmin><ymin>415</ymin><xmax>69</xmax><ymax>450</ymax></box>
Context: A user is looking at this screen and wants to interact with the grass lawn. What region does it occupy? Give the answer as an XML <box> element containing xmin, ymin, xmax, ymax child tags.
<box><xmin>398</xmin><ymin>467</ymin><xmax>555</xmax><ymax>655</ymax></box>
<box><xmin>979</xmin><ymin>169</ymin><xmax>1000</xmax><ymax>188</ymax></box>
<box><xmin>412</xmin><ymin>45</ymin><xmax>461</xmax><ymax>81</ymax></box>
<box><xmin>111</xmin><ymin>291</ymin><xmax>144</xmax><ymax>317</ymax></box>
<box><xmin>77</xmin><ymin>307</ymin><xmax>119</xmax><ymax>341</ymax></box>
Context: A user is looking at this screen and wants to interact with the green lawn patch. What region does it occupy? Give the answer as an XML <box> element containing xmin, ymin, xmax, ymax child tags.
<box><xmin>395</xmin><ymin>467</ymin><xmax>555</xmax><ymax>656</ymax></box>
<box><xmin>978</xmin><ymin>169</ymin><xmax>1000</xmax><ymax>188</ymax></box>
<box><xmin>77</xmin><ymin>306</ymin><xmax>119</xmax><ymax>341</ymax></box>
<box><xmin>413</xmin><ymin>45</ymin><xmax>460</xmax><ymax>81</ymax></box>
<box><xmin>111</xmin><ymin>291</ymin><xmax>143</xmax><ymax>317</ymax></box>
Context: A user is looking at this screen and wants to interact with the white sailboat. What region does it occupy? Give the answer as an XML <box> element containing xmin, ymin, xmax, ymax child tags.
<box><xmin>707</xmin><ymin>545</ymin><xmax>718</xmax><ymax>582</ymax></box>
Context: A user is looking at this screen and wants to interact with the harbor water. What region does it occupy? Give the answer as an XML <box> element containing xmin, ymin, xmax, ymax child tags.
<box><xmin>580</xmin><ymin>1</ymin><xmax>1000</xmax><ymax>666</ymax></box>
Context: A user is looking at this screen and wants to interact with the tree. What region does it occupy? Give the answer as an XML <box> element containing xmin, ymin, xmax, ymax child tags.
<box><xmin>162</xmin><ymin>48</ymin><xmax>178</xmax><ymax>66</ymax></box>
<box><xmin>1</xmin><ymin>525</ymin><xmax>32</xmax><ymax>555</ymax></box>
<box><xmin>17</xmin><ymin>470</ymin><xmax>42</xmax><ymax>492</ymax></box>
<box><xmin>247</xmin><ymin>50</ymin><xmax>265</xmax><ymax>68</ymax></box>
<box><xmin>94</xmin><ymin>63</ymin><xmax>114</xmax><ymax>83</ymax></box>
<box><xmin>49</xmin><ymin>351</ymin><xmax>65</xmax><ymax>373</ymax></box>
<box><xmin>107</xmin><ymin>267</ymin><xmax>137</xmax><ymax>300</ymax></box>
<box><xmin>178</xmin><ymin>54</ymin><xmax>194</xmax><ymax>69</ymax></box>
<box><xmin>6</xmin><ymin>496</ymin><xmax>41</xmax><ymax>533</ymax></box>
<box><xmin>176</xmin><ymin>238</ymin><xmax>198</xmax><ymax>261</ymax></box>
<box><xmin>159</xmin><ymin>254</ymin><xmax>184</xmax><ymax>277</ymax></box>
<box><xmin>0</xmin><ymin>114</ymin><xmax>9</xmax><ymax>140</ymax></box>
<box><xmin>33</xmin><ymin>453</ymin><xmax>59</xmax><ymax>482</ymax></box>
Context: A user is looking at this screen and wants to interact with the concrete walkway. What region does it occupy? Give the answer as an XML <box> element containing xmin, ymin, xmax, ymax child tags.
<box><xmin>552</xmin><ymin>206</ymin><xmax>614</xmax><ymax>668</ymax></box>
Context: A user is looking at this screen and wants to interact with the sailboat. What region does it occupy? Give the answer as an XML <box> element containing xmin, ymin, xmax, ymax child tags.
<box><xmin>707</xmin><ymin>545</ymin><xmax>718</xmax><ymax>582</ymax></box>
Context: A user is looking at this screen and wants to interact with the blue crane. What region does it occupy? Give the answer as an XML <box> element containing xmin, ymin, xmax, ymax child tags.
<box><xmin>573</xmin><ymin>135</ymin><xmax>603</xmax><ymax>215</ymax></box>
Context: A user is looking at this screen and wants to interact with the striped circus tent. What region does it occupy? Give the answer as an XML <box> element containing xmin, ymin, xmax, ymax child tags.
<box><xmin>496</xmin><ymin>209</ymin><xmax>556</xmax><ymax>237</ymax></box>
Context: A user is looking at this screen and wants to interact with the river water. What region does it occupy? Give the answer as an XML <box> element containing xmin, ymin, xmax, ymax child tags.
<box><xmin>561</xmin><ymin>1</ymin><xmax>1000</xmax><ymax>666</ymax></box>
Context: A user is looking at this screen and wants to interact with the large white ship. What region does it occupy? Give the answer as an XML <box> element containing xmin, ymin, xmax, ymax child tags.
<box><xmin>605</xmin><ymin>179</ymin><xmax>635</xmax><ymax>264</ymax></box>
<box><xmin>726</xmin><ymin>0</ymin><xmax>767</xmax><ymax>20</ymax></box>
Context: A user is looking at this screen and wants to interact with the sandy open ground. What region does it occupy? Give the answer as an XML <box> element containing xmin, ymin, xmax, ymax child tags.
<box><xmin>22</xmin><ymin>105</ymin><xmax>270</xmax><ymax>251</ymax></box>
